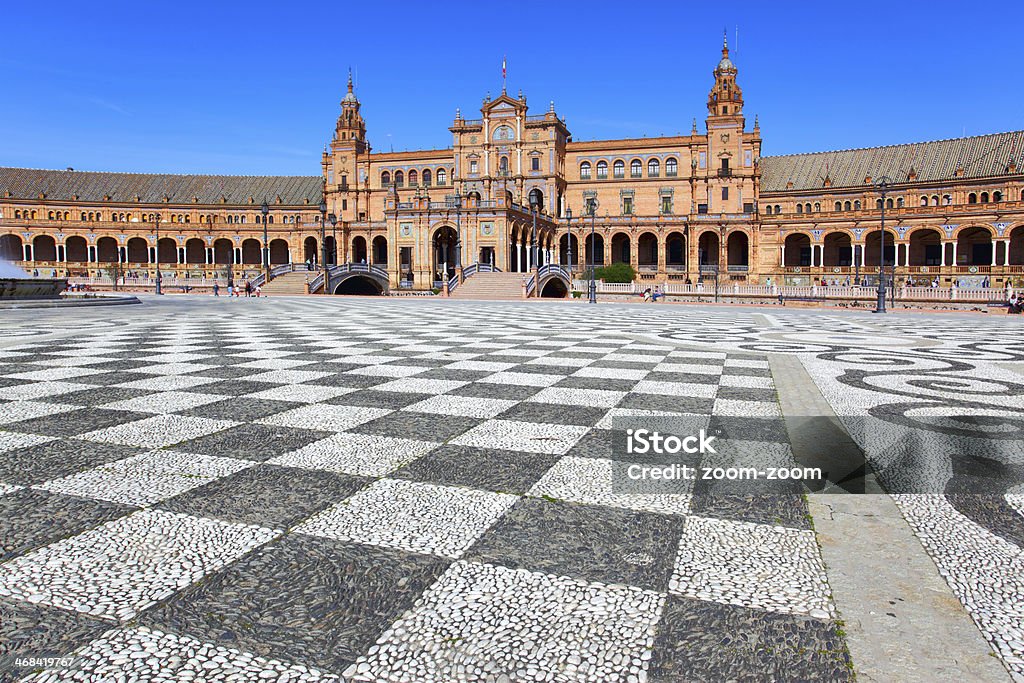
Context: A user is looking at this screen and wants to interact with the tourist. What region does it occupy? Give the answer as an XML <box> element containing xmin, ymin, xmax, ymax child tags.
<box><xmin>255</xmin><ymin>284</ymin><xmax>262</xmax><ymax>297</ymax></box>
<box><xmin>643</xmin><ymin>287</ymin><xmax>652</xmax><ymax>302</ymax></box>
<box><xmin>227</xmin><ymin>283</ymin><xmax>233</xmax><ymax>297</ymax></box>
<box><xmin>245</xmin><ymin>281</ymin><xmax>252</xmax><ymax>297</ymax></box>
<box><xmin>652</xmin><ymin>286</ymin><xmax>663</xmax><ymax>302</ymax></box>
<box><xmin>213</xmin><ymin>282</ymin><xmax>220</xmax><ymax>297</ymax></box>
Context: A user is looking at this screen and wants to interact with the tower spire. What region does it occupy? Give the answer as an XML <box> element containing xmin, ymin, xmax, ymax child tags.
<box><xmin>347</xmin><ymin>67</ymin><xmax>353</xmax><ymax>94</ymax></box>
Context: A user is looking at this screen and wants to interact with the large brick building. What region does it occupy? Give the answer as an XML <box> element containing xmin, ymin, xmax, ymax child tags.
<box><xmin>2</xmin><ymin>37</ymin><xmax>1022</xmax><ymax>293</ymax></box>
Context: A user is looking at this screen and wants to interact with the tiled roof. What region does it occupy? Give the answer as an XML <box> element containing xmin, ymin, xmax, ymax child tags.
<box><xmin>0</xmin><ymin>168</ymin><xmax>323</xmax><ymax>205</ymax></box>
<box><xmin>760</xmin><ymin>130</ymin><xmax>1024</xmax><ymax>192</ymax></box>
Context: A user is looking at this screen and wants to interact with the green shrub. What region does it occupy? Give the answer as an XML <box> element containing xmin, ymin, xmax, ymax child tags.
<box><xmin>593</xmin><ymin>262</ymin><xmax>636</xmax><ymax>283</ymax></box>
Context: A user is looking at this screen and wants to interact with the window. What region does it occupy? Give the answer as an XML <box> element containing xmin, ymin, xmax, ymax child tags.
<box><xmin>876</xmin><ymin>199</ymin><xmax>883</xmax><ymax>210</ymax></box>
<box><xmin>994</xmin><ymin>191</ymin><xmax>1003</xmax><ymax>202</ymax></box>
<box><xmin>980</xmin><ymin>192</ymin><xmax>989</xmax><ymax>203</ymax></box>
<box><xmin>968</xmin><ymin>193</ymin><xmax>977</xmax><ymax>204</ymax></box>
<box><xmin>775</xmin><ymin>204</ymin><xmax>781</xmax><ymax>213</ymax></box>
<box><xmin>580</xmin><ymin>162</ymin><xmax>591</xmax><ymax>179</ymax></box>
<box><xmin>721</xmin><ymin>158</ymin><xmax>730</xmax><ymax>171</ymax></box>
<box><xmin>408</xmin><ymin>170</ymin><xmax>418</xmax><ymax>186</ymax></box>
<box><xmin>765</xmin><ymin>205</ymin><xmax>773</xmax><ymax>215</ymax></box>
<box><xmin>648</xmin><ymin>159</ymin><xmax>660</xmax><ymax>177</ymax></box>
<box><xmin>622</xmin><ymin>197</ymin><xmax>633</xmax><ymax>215</ymax></box>
<box><xmin>699</xmin><ymin>152</ymin><xmax>706</xmax><ymax>169</ymax></box>
<box><xmin>805</xmin><ymin>203</ymin><xmax>812</xmax><ymax>213</ymax></box>
<box><xmin>48</xmin><ymin>211</ymin><xmax>54</xmax><ymax>220</ymax></box>
<box><xmin>395</xmin><ymin>171</ymin><xmax>404</xmax><ymax>187</ymax></box>
<box><xmin>630</xmin><ymin>159</ymin><xmax>642</xmax><ymax>178</ymax></box>
<box><xmin>743</xmin><ymin>202</ymin><xmax>754</xmax><ymax>213</ymax></box>
<box><xmin>499</xmin><ymin>157</ymin><xmax>508</xmax><ymax>175</ymax></box>
<box><xmin>796</xmin><ymin>204</ymin><xmax>803</xmax><ymax>214</ymax></box>
<box><xmin>531</xmin><ymin>157</ymin><xmax>540</xmax><ymax>171</ymax></box>
<box><xmin>920</xmin><ymin>195</ymin><xmax>928</xmax><ymax>207</ymax></box>
<box><xmin>835</xmin><ymin>201</ymin><xmax>842</xmax><ymax>211</ymax></box>
<box><xmin>661</xmin><ymin>196</ymin><xmax>673</xmax><ymax>214</ymax></box>
<box><xmin>469</xmin><ymin>160</ymin><xmax>478</xmax><ymax>174</ymax></box>
<box><xmin>666</xmin><ymin>158</ymin><xmax>678</xmax><ymax>176</ymax></box>
<box><xmin>381</xmin><ymin>171</ymin><xmax>391</xmax><ymax>186</ymax></box>
<box><xmin>422</xmin><ymin>169</ymin><xmax>432</xmax><ymax>186</ymax></box>
<box><xmin>721</xmin><ymin>187</ymin><xmax>729</xmax><ymax>201</ymax></box>
<box><xmin>943</xmin><ymin>194</ymin><xmax>952</xmax><ymax>205</ymax></box>
<box><xmin>697</xmin><ymin>203</ymin><xmax>708</xmax><ymax>214</ymax></box>
<box><xmin>340</xmin><ymin>175</ymin><xmax>347</xmax><ymax>187</ymax></box>
<box><xmin>897</xmin><ymin>197</ymin><xmax>904</xmax><ymax>208</ymax></box>
<box><xmin>342</xmin><ymin>199</ymin><xmax>348</xmax><ymax>210</ymax></box>
<box><xmin>437</xmin><ymin>168</ymin><xmax>447</xmax><ymax>185</ymax></box>
<box><xmin>854</xmin><ymin>200</ymin><xmax>861</xmax><ymax>210</ymax></box>
<box><xmin>613</xmin><ymin>160</ymin><xmax>625</xmax><ymax>178</ymax></box>
<box><xmin>596</xmin><ymin>161</ymin><xmax>607</xmax><ymax>179</ymax></box>
<box><xmin>844</xmin><ymin>201</ymin><xmax>852</xmax><ymax>211</ymax></box>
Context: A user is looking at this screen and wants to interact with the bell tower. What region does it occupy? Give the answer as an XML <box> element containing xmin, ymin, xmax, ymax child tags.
<box><xmin>707</xmin><ymin>32</ymin><xmax>743</xmax><ymax>120</ymax></box>
<box><xmin>323</xmin><ymin>70</ymin><xmax>369</xmax><ymax>223</ymax></box>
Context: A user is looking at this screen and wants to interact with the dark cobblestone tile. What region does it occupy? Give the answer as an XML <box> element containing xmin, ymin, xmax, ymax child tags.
<box><xmin>191</xmin><ymin>355</ymin><xmax>254</xmax><ymax>366</ymax></box>
<box><xmin>174</xmin><ymin>424</ymin><xmax>333</xmax><ymax>461</ymax></box>
<box><xmin>190</xmin><ymin>365</ymin><xmax>260</xmax><ymax>380</ymax></box>
<box><xmin>0</xmin><ymin>439</ymin><xmax>145</xmax><ymax>485</ymax></box>
<box><xmin>5</xmin><ymin>408</ymin><xmax>150</xmax><ymax>437</ymax></box>
<box><xmin>708</xmin><ymin>416</ymin><xmax>789</xmax><ymax>444</ymax></box>
<box><xmin>498</xmin><ymin>402</ymin><xmax>607</xmax><ymax>427</ymax></box>
<box><xmin>506</xmin><ymin>364</ymin><xmax>577</xmax><ymax>376</ymax></box>
<box><xmin>617</xmin><ymin>393</ymin><xmax>715</xmax><ymax>413</ymax></box>
<box><xmin>83</xmin><ymin>359</ymin><xmax>152</xmax><ymax>372</ymax></box>
<box><xmin>312</xmin><ymin>361</ymin><xmax>364</xmax><ymax>374</ymax></box>
<box><xmin>141</xmin><ymin>534</ymin><xmax>450</xmax><ymax>676</ymax></box>
<box><xmin>589</xmin><ymin>359</ymin><xmax>661</xmax><ymax>369</ymax></box>
<box><xmin>197</xmin><ymin>379</ymin><xmax>285</xmax><ymax>396</ymax></box>
<box><xmin>716</xmin><ymin>386</ymin><xmax>778</xmax><ymax>402</ymax></box>
<box><xmin>644</xmin><ymin>371</ymin><xmax>720</xmax><ymax>385</ymax></box>
<box><xmin>414</xmin><ymin>368</ymin><xmax>490</xmax><ymax>382</ymax></box>
<box><xmin>351</xmin><ymin>412</ymin><xmax>481</xmax><ymax>442</ymax></box>
<box><xmin>159</xmin><ymin>464</ymin><xmax>367</xmax><ymax>528</ymax></box>
<box><xmin>306</xmin><ymin>373</ymin><xmax>387</xmax><ymax>389</ymax></box>
<box><xmin>564</xmin><ymin>429</ymin><xmax>615</xmax><ymax>460</ymax></box>
<box><xmin>175</xmin><ymin>398</ymin><xmax>295</xmax><ymax>421</ymax></box>
<box><xmin>392</xmin><ymin>445</ymin><xmax>560</xmax><ymax>495</ymax></box>
<box><xmin>690</xmin><ymin>494</ymin><xmax>811</xmax><ymax>529</ymax></box>
<box><xmin>0</xmin><ymin>597</ymin><xmax>111</xmax><ymax>678</ymax></box>
<box><xmin>722</xmin><ymin>366</ymin><xmax>773</xmax><ymax>378</ymax></box>
<box><xmin>36</xmin><ymin>386</ymin><xmax>152</xmax><ymax>407</ymax></box>
<box><xmin>553</xmin><ymin>376</ymin><xmax>639</xmax><ymax>392</ymax></box>
<box><xmin>0</xmin><ymin>377</ymin><xmax>23</xmax><ymax>389</ymax></box>
<box><xmin>326</xmin><ymin>390</ymin><xmax>431</xmax><ymax>410</ymax></box>
<box><xmin>449</xmin><ymin>382</ymin><xmax>541</xmax><ymax>402</ymax></box>
<box><xmin>0</xmin><ymin>363</ymin><xmax>48</xmax><ymax>376</ymax></box>
<box><xmin>464</xmin><ymin>497</ymin><xmax>684</xmax><ymax>592</ymax></box>
<box><xmin>647</xmin><ymin>596</ymin><xmax>853</xmax><ymax>682</ymax></box>
<box><xmin>73</xmin><ymin>371</ymin><xmax>153</xmax><ymax>386</ymax></box>
<box><xmin>0</xmin><ymin>489</ymin><xmax>135</xmax><ymax>561</ymax></box>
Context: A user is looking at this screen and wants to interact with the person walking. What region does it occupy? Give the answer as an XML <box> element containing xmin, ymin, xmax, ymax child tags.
<box><xmin>213</xmin><ymin>282</ymin><xmax>220</xmax><ymax>297</ymax></box>
<box><xmin>245</xmin><ymin>281</ymin><xmax>252</xmax><ymax>297</ymax></box>
<box><xmin>255</xmin><ymin>284</ymin><xmax>262</xmax><ymax>298</ymax></box>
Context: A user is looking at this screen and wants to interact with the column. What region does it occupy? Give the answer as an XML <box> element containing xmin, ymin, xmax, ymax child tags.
<box><xmin>859</xmin><ymin>243</ymin><xmax>866</xmax><ymax>268</ymax></box>
<box><xmin>526</xmin><ymin>238</ymin><xmax>533</xmax><ymax>270</ymax></box>
<box><xmin>25</xmin><ymin>244</ymin><xmax>33</xmax><ymax>261</ymax></box>
<box><xmin>940</xmin><ymin>242</ymin><xmax>946</xmax><ymax>267</ymax></box>
<box><xmin>1005</xmin><ymin>240</ymin><xmax>1011</xmax><ymax>267</ymax></box>
<box><xmin>780</xmin><ymin>244</ymin><xmax>786</xmax><ymax>268</ymax></box>
<box><xmin>951</xmin><ymin>242</ymin><xmax>958</xmax><ymax>266</ymax></box>
<box><xmin>516</xmin><ymin>241</ymin><xmax>522</xmax><ymax>273</ymax></box>
<box><xmin>991</xmin><ymin>242</ymin><xmax>997</xmax><ymax>267</ymax></box>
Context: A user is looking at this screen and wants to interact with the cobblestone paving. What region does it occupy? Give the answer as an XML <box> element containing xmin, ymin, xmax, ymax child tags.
<box><xmin>0</xmin><ymin>297</ymin><xmax>1019</xmax><ymax>681</ymax></box>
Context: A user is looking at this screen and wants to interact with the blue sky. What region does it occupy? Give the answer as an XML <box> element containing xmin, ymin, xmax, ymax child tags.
<box><xmin>3</xmin><ymin>0</ymin><xmax>1021</xmax><ymax>175</ymax></box>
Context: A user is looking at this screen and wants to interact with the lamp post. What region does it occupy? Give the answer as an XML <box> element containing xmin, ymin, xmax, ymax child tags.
<box><xmin>260</xmin><ymin>200</ymin><xmax>270</xmax><ymax>284</ymax></box>
<box><xmin>318</xmin><ymin>200</ymin><xmax>328</xmax><ymax>295</ymax></box>
<box><xmin>874</xmin><ymin>176</ymin><xmax>892</xmax><ymax>313</ymax></box>
<box><xmin>529</xmin><ymin>192</ymin><xmax>541</xmax><ymax>297</ymax></box>
<box><xmin>587</xmin><ymin>198</ymin><xmax>599</xmax><ymax>304</ymax></box>
<box><xmin>565</xmin><ymin>206</ymin><xmax>574</xmax><ymax>280</ymax></box>
<box><xmin>154</xmin><ymin>213</ymin><xmax>162</xmax><ymax>295</ymax></box>
<box><xmin>329</xmin><ymin>213</ymin><xmax>337</xmax><ymax>267</ymax></box>
<box><xmin>453</xmin><ymin>193</ymin><xmax>463</xmax><ymax>279</ymax></box>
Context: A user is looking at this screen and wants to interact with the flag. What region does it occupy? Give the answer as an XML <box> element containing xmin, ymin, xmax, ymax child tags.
<box><xmin>502</xmin><ymin>56</ymin><xmax>506</xmax><ymax>80</ymax></box>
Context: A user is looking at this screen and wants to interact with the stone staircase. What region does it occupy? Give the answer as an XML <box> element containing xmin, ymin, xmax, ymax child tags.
<box><xmin>259</xmin><ymin>271</ymin><xmax>312</xmax><ymax>296</ymax></box>
<box><xmin>452</xmin><ymin>272</ymin><xmax>525</xmax><ymax>300</ymax></box>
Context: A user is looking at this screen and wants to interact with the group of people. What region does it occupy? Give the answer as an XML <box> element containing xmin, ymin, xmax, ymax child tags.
<box><xmin>642</xmin><ymin>286</ymin><xmax>664</xmax><ymax>302</ymax></box>
<box><xmin>212</xmin><ymin>281</ymin><xmax>260</xmax><ymax>297</ymax></box>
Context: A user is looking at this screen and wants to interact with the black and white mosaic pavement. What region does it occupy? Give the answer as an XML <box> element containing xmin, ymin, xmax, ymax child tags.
<box><xmin>0</xmin><ymin>296</ymin><xmax>1020</xmax><ymax>681</ymax></box>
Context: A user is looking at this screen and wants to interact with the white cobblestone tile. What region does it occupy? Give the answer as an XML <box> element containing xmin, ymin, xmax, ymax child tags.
<box><xmin>451</xmin><ymin>419</ymin><xmax>589</xmax><ymax>455</ymax></box>
<box><xmin>402</xmin><ymin>395</ymin><xmax>518</xmax><ymax>418</ymax></box>
<box><xmin>270</xmin><ymin>432</ymin><xmax>436</xmax><ymax>477</ymax></box>
<box><xmin>100</xmin><ymin>391</ymin><xmax>224</xmax><ymax>414</ymax></box>
<box><xmin>478</xmin><ymin>371</ymin><xmax>562</xmax><ymax>388</ymax></box>
<box><xmin>79</xmin><ymin>415</ymin><xmax>236</xmax><ymax>448</ymax></box>
<box><xmin>258</xmin><ymin>403</ymin><xmax>390</xmax><ymax>432</ymax></box>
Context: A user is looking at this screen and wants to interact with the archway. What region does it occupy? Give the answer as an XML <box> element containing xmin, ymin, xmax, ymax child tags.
<box><xmin>0</xmin><ymin>234</ymin><xmax>23</xmax><ymax>261</ymax></box>
<box><xmin>33</xmin><ymin>235</ymin><xmax>56</xmax><ymax>261</ymax></box>
<box><xmin>351</xmin><ymin>236</ymin><xmax>367</xmax><ymax>264</ymax></box>
<box><xmin>213</xmin><ymin>239</ymin><xmax>233</xmax><ymax>265</ymax></box>
<box><xmin>637</xmin><ymin>232</ymin><xmax>657</xmax><ymax>269</ymax></box>
<box><xmin>726</xmin><ymin>231</ymin><xmax>748</xmax><ymax>267</ymax></box>
<box><xmin>528</xmin><ymin>188</ymin><xmax>544</xmax><ymax>212</ymax></box>
<box><xmin>783</xmin><ymin>233</ymin><xmax>810</xmax><ymax>267</ymax></box>
<box><xmin>157</xmin><ymin>238</ymin><xmax>176</xmax><ymax>264</ymax></box>
<box><xmin>956</xmin><ymin>227</ymin><xmax>993</xmax><ymax>265</ymax></box>
<box><xmin>97</xmin><ymin>237</ymin><xmax>118</xmax><ymax>263</ymax></box>
<box><xmin>334</xmin><ymin>276</ymin><xmax>384</xmax><ymax>295</ymax></box>
<box><xmin>540</xmin><ymin>279</ymin><xmax>569</xmax><ymax>298</ymax></box>
<box><xmin>185</xmin><ymin>238</ymin><xmax>205</xmax><ymax>264</ymax></box>
<box><xmin>127</xmin><ymin>237</ymin><xmax>148</xmax><ymax>263</ymax></box>
<box><xmin>269</xmin><ymin>239</ymin><xmax>289</xmax><ymax>265</ymax></box>
<box><xmin>431</xmin><ymin>226</ymin><xmax>457</xmax><ymax>280</ymax></box>
<box><xmin>864</xmin><ymin>230</ymin><xmax>895</xmax><ymax>267</ymax></box>
<box><xmin>822</xmin><ymin>232</ymin><xmax>852</xmax><ymax>267</ymax></box>
<box><xmin>304</xmin><ymin>236</ymin><xmax>318</xmax><ymax>264</ymax></box>
<box><xmin>666</xmin><ymin>231</ymin><xmax>685</xmax><ymax>269</ymax></box>
<box><xmin>1010</xmin><ymin>226</ymin><xmax>1024</xmax><ymax>265</ymax></box>
<box><xmin>908</xmin><ymin>229</ymin><xmax>942</xmax><ymax>266</ymax></box>
<box><xmin>372</xmin><ymin>236</ymin><xmax>388</xmax><ymax>265</ymax></box>
<box><xmin>66</xmin><ymin>236</ymin><xmax>88</xmax><ymax>263</ymax></box>
<box><xmin>698</xmin><ymin>231</ymin><xmax>720</xmax><ymax>266</ymax></box>
<box><xmin>611</xmin><ymin>233</ymin><xmax>631</xmax><ymax>264</ymax></box>
<box><xmin>584</xmin><ymin>233</ymin><xmax>605</xmax><ymax>267</ymax></box>
<box><xmin>559</xmin><ymin>233</ymin><xmax>580</xmax><ymax>267</ymax></box>
<box><xmin>325</xmin><ymin>236</ymin><xmax>337</xmax><ymax>265</ymax></box>
<box><xmin>241</xmin><ymin>239</ymin><xmax>261</xmax><ymax>265</ymax></box>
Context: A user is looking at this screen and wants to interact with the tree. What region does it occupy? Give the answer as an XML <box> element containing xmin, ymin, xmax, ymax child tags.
<box><xmin>593</xmin><ymin>262</ymin><xmax>636</xmax><ymax>283</ymax></box>
<box><xmin>101</xmin><ymin>261</ymin><xmax>123</xmax><ymax>291</ymax></box>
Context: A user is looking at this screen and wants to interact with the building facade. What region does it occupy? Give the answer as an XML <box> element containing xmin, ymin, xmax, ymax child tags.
<box><xmin>2</xmin><ymin>38</ymin><xmax>1023</xmax><ymax>292</ymax></box>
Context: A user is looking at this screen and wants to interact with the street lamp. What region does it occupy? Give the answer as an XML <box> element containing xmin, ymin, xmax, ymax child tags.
<box><xmin>452</xmin><ymin>193</ymin><xmax>463</xmax><ymax>276</ymax></box>
<box><xmin>565</xmin><ymin>206</ymin><xmax>574</xmax><ymax>280</ymax></box>
<box><xmin>319</xmin><ymin>200</ymin><xmax>329</xmax><ymax>294</ymax></box>
<box><xmin>329</xmin><ymin>213</ymin><xmax>337</xmax><ymax>268</ymax></box>
<box><xmin>874</xmin><ymin>176</ymin><xmax>892</xmax><ymax>313</ymax></box>
<box><xmin>587</xmin><ymin>198</ymin><xmax>599</xmax><ymax>304</ymax></box>
<box><xmin>153</xmin><ymin>213</ymin><xmax>162</xmax><ymax>295</ymax></box>
<box><xmin>260</xmin><ymin>200</ymin><xmax>270</xmax><ymax>284</ymax></box>
<box><xmin>529</xmin><ymin>191</ymin><xmax>540</xmax><ymax>281</ymax></box>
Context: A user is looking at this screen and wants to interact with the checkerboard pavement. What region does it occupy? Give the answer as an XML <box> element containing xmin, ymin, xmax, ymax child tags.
<box><xmin>0</xmin><ymin>314</ymin><xmax>851</xmax><ymax>682</ymax></box>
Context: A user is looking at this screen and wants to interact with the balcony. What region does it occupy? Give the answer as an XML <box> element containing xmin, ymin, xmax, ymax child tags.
<box><xmin>717</xmin><ymin>168</ymin><xmax>732</xmax><ymax>178</ymax></box>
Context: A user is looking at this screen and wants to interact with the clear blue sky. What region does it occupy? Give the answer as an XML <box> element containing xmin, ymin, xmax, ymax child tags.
<box><xmin>3</xmin><ymin>0</ymin><xmax>1021</xmax><ymax>175</ymax></box>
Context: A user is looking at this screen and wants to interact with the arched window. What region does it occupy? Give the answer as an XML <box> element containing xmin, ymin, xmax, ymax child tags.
<box><xmin>854</xmin><ymin>200</ymin><xmax>861</xmax><ymax>210</ymax></box>
<box><xmin>395</xmin><ymin>171</ymin><xmax>404</xmax><ymax>187</ymax></box>
<box><xmin>80</xmin><ymin>212</ymin><xmax>87</xmax><ymax>221</ymax></box>
<box><xmin>381</xmin><ymin>171</ymin><xmax>391</xmax><ymax>186</ymax></box>
<box><xmin>47</xmin><ymin>211</ymin><xmax>54</xmax><ymax>220</ymax></box>
<box><xmin>980</xmin><ymin>192</ymin><xmax>989</xmax><ymax>203</ymax></box>
<box><xmin>648</xmin><ymin>159</ymin><xmax>660</xmax><ymax>177</ymax></box>
<box><xmin>805</xmin><ymin>203</ymin><xmax>812</xmax><ymax>213</ymax></box>
<box><xmin>241</xmin><ymin>216</ymin><xmax>246</xmax><ymax>224</ymax></box>
<box><xmin>765</xmin><ymin>205</ymin><xmax>772</xmax><ymax>215</ymax></box>
<box><xmin>885</xmin><ymin>198</ymin><xmax>893</xmax><ymax>209</ymax></box>
<box><xmin>408</xmin><ymin>170</ymin><xmax>418</xmax><ymax>187</ymax></box>
<box><xmin>876</xmin><ymin>199</ymin><xmax>883</xmax><ymax>210</ymax></box>
<box><xmin>498</xmin><ymin>157</ymin><xmax>508</xmax><ymax>176</ymax></box>
<box><xmin>814</xmin><ymin>202</ymin><xmax>821</xmax><ymax>212</ymax></box>
<box><xmin>596</xmin><ymin>161</ymin><xmax>608</xmax><ymax>179</ymax></box>
<box><xmin>968</xmin><ymin>193</ymin><xmax>977</xmax><ymax>204</ymax></box>
<box><xmin>268</xmin><ymin>216</ymin><xmax>274</xmax><ymax>224</ymax></box>
<box><xmin>844</xmin><ymin>201</ymin><xmax>851</xmax><ymax>211</ymax></box>
<box><xmin>580</xmin><ymin>162</ymin><xmax>591</xmax><ymax>180</ymax></box>
<box><xmin>30</xmin><ymin>211</ymin><xmax>36</xmax><ymax>219</ymax></box>
<box><xmin>422</xmin><ymin>169</ymin><xmax>432</xmax><ymax>187</ymax></box>
<box><xmin>14</xmin><ymin>210</ymin><xmax>21</xmax><ymax>219</ymax></box>
<box><xmin>897</xmin><ymin>197</ymin><xmax>904</xmax><ymax>208</ymax></box>
<box><xmin>833</xmin><ymin>201</ymin><xmax>841</xmax><ymax>211</ymax></box>
<box><xmin>796</xmin><ymin>204</ymin><xmax>803</xmax><ymax>214</ymax></box>
<box><xmin>613</xmin><ymin>160</ymin><xmax>625</xmax><ymax>178</ymax></box>
<box><xmin>931</xmin><ymin>195</ymin><xmax>939</xmax><ymax>206</ymax></box>
<box><xmin>920</xmin><ymin>196</ymin><xmax>928</xmax><ymax>207</ymax></box>
<box><xmin>666</xmin><ymin>158</ymin><xmax>678</xmax><ymax>176</ymax></box>
<box><xmin>630</xmin><ymin>159</ymin><xmax>642</xmax><ymax>178</ymax></box>
<box><xmin>437</xmin><ymin>168</ymin><xmax>447</xmax><ymax>185</ymax></box>
<box><xmin>993</xmin><ymin>191</ymin><xmax>1002</xmax><ymax>202</ymax></box>
<box><xmin>775</xmin><ymin>205</ymin><xmax>781</xmax><ymax>214</ymax></box>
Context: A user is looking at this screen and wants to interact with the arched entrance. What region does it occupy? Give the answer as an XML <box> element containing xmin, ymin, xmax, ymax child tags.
<box><xmin>822</xmin><ymin>232</ymin><xmax>852</xmax><ymax>267</ymax></box>
<box><xmin>127</xmin><ymin>237</ymin><xmax>148</xmax><ymax>263</ymax></box>
<box><xmin>863</xmin><ymin>230</ymin><xmax>895</xmax><ymax>267</ymax></box>
<box><xmin>908</xmin><ymin>229</ymin><xmax>942</xmax><ymax>266</ymax></box>
<box><xmin>584</xmin><ymin>233</ymin><xmax>605</xmax><ymax>267</ymax></box>
<box><xmin>325</xmin><ymin>236</ymin><xmax>337</xmax><ymax>265</ymax></box>
<box><xmin>352</xmin><ymin>236</ymin><xmax>368</xmax><ymax>264</ymax></box>
<box><xmin>372</xmin><ymin>236</ymin><xmax>388</xmax><ymax>265</ymax></box>
<box><xmin>559</xmin><ymin>233</ymin><xmax>580</xmax><ymax>267</ymax></box>
<box><xmin>637</xmin><ymin>232</ymin><xmax>657</xmax><ymax>269</ymax></box>
<box><xmin>304</xmin><ymin>236</ymin><xmax>318</xmax><ymax>264</ymax></box>
<box><xmin>666</xmin><ymin>232</ymin><xmax>685</xmax><ymax>269</ymax></box>
<box><xmin>66</xmin><ymin>236</ymin><xmax>88</xmax><ymax>263</ymax></box>
<box><xmin>334</xmin><ymin>276</ymin><xmax>384</xmax><ymax>295</ymax></box>
<box><xmin>528</xmin><ymin>188</ymin><xmax>544</xmax><ymax>212</ymax></box>
<box><xmin>1010</xmin><ymin>226</ymin><xmax>1024</xmax><ymax>265</ymax></box>
<box><xmin>783</xmin><ymin>233</ymin><xmax>810</xmax><ymax>267</ymax></box>
<box><xmin>157</xmin><ymin>238</ymin><xmax>176</xmax><ymax>264</ymax></box>
<box><xmin>698</xmin><ymin>231</ymin><xmax>720</xmax><ymax>266</ymax></box>
<box><xmin>241</xmin><ymin>239</ymin><xmax>261</xmax><ymax>265</ymax></box>
<box><xmin>431</xmin><ymin>226</ymin><xmax>457</xmax><ymax>280</ymax></box>
<box><xmin>611</xmin><ymin>233</ymin><xmax>630</xmax><ymax>264</ymax></box>
<box><xmin>269</xmin><ymin>239</ymin><xmax>289</xmax><ymax>265</ymax></box>
<box><xmin>33</xmin><ymin>235</ymin><xmax>57</xmax><ymax>261</ymax></box>
<box><xmin>97</xmin><ymin>237</ymin><xmax>118</xmax><ymax>263</ymax></box>
<box><xmin>540</xmin><ymin>279</ymin><xmax>569</xmax><ymax>298</ymax></box>
<box><xmin>185</xmin><ymin>238</ymin><xmax>205</xmax><ymax>264</ymax></box>
<box><xmin>726</xmin><ymin>232</ymin><xmax>748</xmax><ymax>267</ymax></box>
<box><xmin>213</xmin><ymin>239</ymin><xmax>233</xmax><ymax>265</ymax></box>
<box><xmin>956</xmin><ymin>227</ymin><xmax>993</xmax><ymax>265</ymax></box>
<box><xmin>0</xmin><ymin>234</ymin><xmax>23</xmax><ymax>261</ymax></box>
